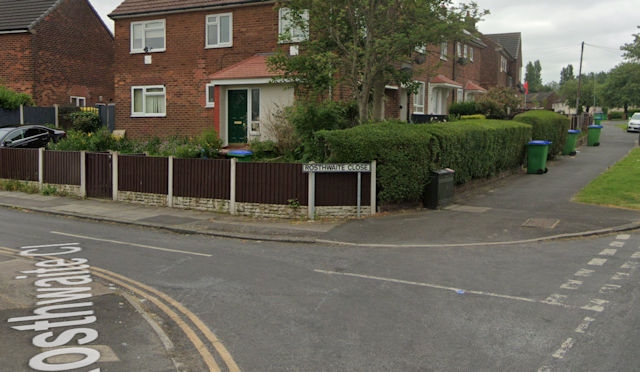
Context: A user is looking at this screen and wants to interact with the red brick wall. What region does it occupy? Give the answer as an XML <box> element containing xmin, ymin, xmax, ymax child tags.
<box><xmin>0</xmin><ymin>34</ymin><xmax>35</xmax><ymax>95</ymax></box>
<box><xmin>113</xmin><ymin>3</ymin><xmax>279</xmax><ymax>139</ymax></box>
<box><xmin>32</xmin><ymin>0</ymin><xmax>114</xmax><ymax>106</ymax></box>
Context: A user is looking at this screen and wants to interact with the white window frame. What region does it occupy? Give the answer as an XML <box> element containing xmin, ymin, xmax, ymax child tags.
<box><xmin>131</xmin><ymin>85</ymin><xmax>166</xmax><ymax>117</ymax></box>
<box><xmin>413</xmin><ymin>81</ymin><xmax>426</xmax><ymax>114</ymax></box>
<box><xmin>456</xmin><ymin>42</ymin><xmax>462</xmax><ymax>58</ymax></box>
<box><xmin>469</xmin><ymin>47</ymin><xmax>474</xmax><ymax>62</ymax></box>
<box><xmin>500</xmin><ymin>56</ymin><xmax>508</xmax><ymax>72</ymax></box>
<box><xmin>206</xmin><ymin>83</ymin><xmax>215</xmax><ymax>108</ymax></box>
<box><xmin>250</xmin><ymin>88</ymin><xmax>261</xmax><ymax>135</ymax></box>
<box><xmin>440</xmin><ymin>41</ymin><xmax>448</xmax><ymax>61</ymax></box>
<box><xmin>70</xmin><ymin>96</ymin><xmax>86</xmax><ymax>107</ymax></box>
<box><xmin>279</xmin><ymin>7</ymin><xmax>309</xmax><ymax>43</ymax></box>
<box><xmin>206</xmin><ymin>13</ymin><xmax>233</xmax><ymax>48</ymax></box>
<box><xmin>131</xmin><ymin>20</ymin><xmax>166</xmax><ymax>53</ymax></box>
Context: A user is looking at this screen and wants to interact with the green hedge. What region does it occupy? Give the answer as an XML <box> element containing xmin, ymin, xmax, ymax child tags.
<box><xmin>513</xmin><ymin>110</ymin><xmax>570</xmax><ymax>158</ymax></box>
<box><xmin>312</xmin><ymin>120</ymin><xmax>532</xmax><ymax>204</ymax></box>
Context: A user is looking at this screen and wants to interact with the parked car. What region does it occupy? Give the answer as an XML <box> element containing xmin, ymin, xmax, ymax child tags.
<box><xmin>628</xmin><ymin>113</ymin><xmax>640</xmax><ymax>132</ymax></box>
<box><xmin>0</xmin><ymin>125</ymin><xmax>66</xmax><ymax>148</ymax></box>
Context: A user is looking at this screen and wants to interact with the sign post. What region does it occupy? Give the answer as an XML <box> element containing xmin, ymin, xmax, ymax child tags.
<box><xmin>302</xmin><ymin>162</ymin><xmax>375</xmax><ymax>220</ymax></box>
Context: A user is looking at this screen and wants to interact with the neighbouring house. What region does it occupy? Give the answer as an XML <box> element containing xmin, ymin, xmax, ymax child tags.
<box><xmin>0</xmin><ymin>0</ymin><xmax>115</xmax><ymax>107</ymax></box>
<box><xmin>109</xmin><ymin>0</ymin><xmax>523</xmax><ymax>143</ymax></box>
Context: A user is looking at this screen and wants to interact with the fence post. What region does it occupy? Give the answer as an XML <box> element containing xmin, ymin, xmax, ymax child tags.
<box><xmin>167</xmin><ymin>156</ymin><xmax>173</xmax><ymax>208</ymax></box>
<box><xmin>80</xmin><ymin>151</ymin><xmax>86</xmax><ymax>198</ymax></box>
<box><xmin>54</xmin><ymin>105</ymin><xmax>59</xmax><ymax>128</ymax></box>
<box><xmin>370</xmin><ymin>160</ymin><xmax>376</xmax><ymax>215</ymax></box>
<box><xmin>229</xmin><ymin>158</ymin><xmax>237</xmax><ymax>215</ymax></box>
<box><xmin>38</xmin><ymin>147</ymin><xmax>44</xmax><ymax>188</ymax></box>
<box><xmin>112</xmin><ymin>152</ymin><xmax>119</xmax><ymax>201</ymax></box>
<box><xmin>20</xmin><ymin>105</ymin><xmax>24</xmax><ymax>125</ymax></box>
<box><xmin>307</xmin><ymin>171</ymin><xmax>315</xmax><ymax>220</ymax></box>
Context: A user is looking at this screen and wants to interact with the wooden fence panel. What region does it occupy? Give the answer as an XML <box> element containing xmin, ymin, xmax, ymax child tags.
<box><xmin>0</xmin><ymin>148</ymin><xmax>39</xmax><ymax>181</ymax></box>
<box><xmin>173</xmin><ymin>158</ymin><xmax>230</xmax><ymax>199</ymax></box>
<box><xmin>118</xmin><ymin>155</ymin><xmax>168</xmax><ymax>194</ymax></box>
<box><xmin>236</xmin><ymin>162</ymin><xmax>308</xmax><ymax>205</ymax></box>
<box><xmin>44</xmin><ymin>151</ymin><xmax>81</xmax><ymax>185</ymax></box>
<box><xmin>315</xmin><ymin>173</ymin><xmax>371</xmax><ymax>206</ymax></box>
<box><xmin>86</xmin><ymin>152</ymin><xmax>112</xmax><ymax>198</ymax></box>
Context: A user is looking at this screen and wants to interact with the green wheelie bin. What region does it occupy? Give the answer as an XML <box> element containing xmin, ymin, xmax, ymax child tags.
<box><xmin>587</xmin><ymin>125</ymin><xmax>603</xmax><ymax>146</ymax></box>
<box><xmin>527</xmin><ymin>140</ymin><xmax>551</xmax><ymax>174</ymax></box>
<box><xmin>562</xmin><ymin>129</ymin><xmax>580</xmax><ymax>156</ymax></box>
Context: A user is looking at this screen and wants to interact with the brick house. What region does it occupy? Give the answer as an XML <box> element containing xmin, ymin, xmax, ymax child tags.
<box><xmin>109</xmin><ymin>0</ymin><xmax>522</xmax><ymax>143</ymax></box>
<box><xmin>0</xmin><ymin>0</ymin><xmax>115</xmax><ymax>107</ymax></box>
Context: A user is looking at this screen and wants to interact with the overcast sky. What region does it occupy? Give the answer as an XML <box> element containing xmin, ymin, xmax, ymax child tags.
<box><xmin>90</xmin><ymin>0</ymin><xmax>638</xmax><ymax>84</ymax></box>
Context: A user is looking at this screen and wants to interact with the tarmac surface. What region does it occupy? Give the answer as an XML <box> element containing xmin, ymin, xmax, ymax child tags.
<box><xmin>2</xmin><ymin>120</ymin><xmax>640</xmax><ymax>371</ymax></box>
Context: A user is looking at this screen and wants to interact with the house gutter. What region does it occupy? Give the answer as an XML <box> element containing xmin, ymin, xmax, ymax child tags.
<box><xmin>109</xmin><ymin>0</ymin><xmax>275</xmax><ymax>20</ymax></box>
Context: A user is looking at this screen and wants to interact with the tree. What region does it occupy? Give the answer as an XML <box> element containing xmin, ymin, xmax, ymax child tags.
<box><xmin>524</xmin><ymin>60</ymin><xmax>543</xmax><ymax>92</ymax></box>
<box><xmin>621</xmin><ymin>26</ymin><xmax>640</xmax><ymax>62</ymax></box>
<box><xmin>269</xmin><ymin>0</ymin><xmax>487</xmax><ymax>123</ymax></box>
<box><xmin>559</xmin><ymin>64</ymin><xmax>575</xmax><ymax>86</ymax></box>
<box><xmin>0</xmin><ymin>85</ymin><xmax>34</xmax><ymax>110</ymax></box>
<box><xmin>601</xmin><ymin>63</ymin><xmax>640</xmax><ymax>115</ymax></box>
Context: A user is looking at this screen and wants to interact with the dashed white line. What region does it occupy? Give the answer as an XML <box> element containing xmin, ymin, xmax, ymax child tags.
<box><xmin>581</xmin><ymin>299</ymin><xmax>609</xmax><ymax>312</ymax></box>
<box><xmin>611</xmin><ymin>272</ymin><xmax>631</xmax><ymax>280</ymax></box>
<box><xmin>552</xmin><ymin>338</ymin><xmax>575</xmax><ymax>359</ymax></box>
<box><xmin>599</xmin><ymin>248</ymin><xmax>617</xmax><ymax>256</ymax></box>
<box><xmin>587</xmin><ymin>258</ymin><xmax>607</xmax><ymax>266</ymax></box>
<box><xmin>609</xmin><ymin>241</ymin><xmax>625</xmax><ymax>248</ymax></box>
<box><xmin>575</xmin><ymin>268</ymin><xmax>595</xmax><ymax>277</ymax></box>
<box><xmin>599</xmin><ymin>284</ymin><xmax>621</xmax><ymax>294</ymax></box>
<box><xmin>575</xmin><ymin>317</ymin><xmax>595</xmax><ymax>334</ymax></box>
<box><xmin>560</xmin><ymin>279</ymin><xmax>582</xmax><ymax>290</ymax></box>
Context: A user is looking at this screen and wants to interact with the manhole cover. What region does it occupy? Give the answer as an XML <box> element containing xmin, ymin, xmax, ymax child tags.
<box><xmin>521</xmin><ymin>218</ymin><xmax>559</xmax><ymax>229</ymax></box>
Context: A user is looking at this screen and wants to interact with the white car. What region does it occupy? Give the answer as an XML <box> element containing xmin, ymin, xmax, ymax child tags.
<box><xmin>628</xmin><ymin>113</ymin><xmax>640</xmax><ymax>132</ymax></box>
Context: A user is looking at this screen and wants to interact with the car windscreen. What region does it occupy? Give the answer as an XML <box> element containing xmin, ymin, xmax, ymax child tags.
<box><xmin>633</xmin><ymin>113</ymin><xmax>640</xmax><ymax>119</ymax></box>
<box><xmin>0</xmin><ymin>128</ymin><xmax>13</xmax><ymax>137</ymax></box>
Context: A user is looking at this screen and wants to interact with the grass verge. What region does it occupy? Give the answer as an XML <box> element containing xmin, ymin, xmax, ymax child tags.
<box><xmin>574</xmin><ymin>147</ymin><xmax>640</xmax><ymax>210</ymax></box>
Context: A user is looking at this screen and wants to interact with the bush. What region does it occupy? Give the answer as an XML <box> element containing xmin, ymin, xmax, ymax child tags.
<box><xmin>48</xmin><ymin>128</ymin><xmax>139</xmax><ymax>153</ymax></box>
<box><xmin>68</xmin><ymin>111</ymin><xmax>101</xmax><ymax>133</ymax></box>
<box><xmin>513</xmin><ymin>110</ymin><xmax>570</xmax><ymax>159</ymax></box>
<box><xmin>0</xmin><ymin>85</ymin><xmax>34</xmax><ymax>110</ymax></box>
<box><xmin>449</xmin><ymin>101</ymin><xmax>478</xmax><ymax>116</ymax></box>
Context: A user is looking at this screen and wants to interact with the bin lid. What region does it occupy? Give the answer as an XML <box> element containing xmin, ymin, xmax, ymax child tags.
<box><xmin>568</xmin><ymin>129</ymin><xmax>581</xmax><ymax>134</ymax></box>
<box><xmin>228</xmin><ymin>150</ymin><xmax>253</xmax><ymax>156</ymax></box>
<box><xmin>528</xmin><ymin>140</ymin><xmax>552</xmax><ymax>145</ymax></box>
<box><xmin>588</xmin><ymin>125</ymin><xmax>603</xmax><ymax>129</ymax></box>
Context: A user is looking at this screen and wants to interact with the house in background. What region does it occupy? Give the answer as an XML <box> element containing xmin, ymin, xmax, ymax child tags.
<box><xmin>0</xmin><ymin>0</ymin><xmax>114</xmax><ymax>107</ymax></box>
<box><xmin>109</xmin><ymin>0</ymin><xmax>523</xmax><ymax>143</ymax></box>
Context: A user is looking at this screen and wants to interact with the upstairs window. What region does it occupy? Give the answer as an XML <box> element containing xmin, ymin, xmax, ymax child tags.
<box><xmin>500</xmin><ymin>56</ymin><xmax>508</xmax><ymax>72</ymax></box>
<box><xmin>206</xmin><ymin>13</ymin><xmax>233</xmax><ymax>48</ymax></box>
<box><xmin>440</xmin><ymin>41</ymin><xmax>448</xmax><ymax>61</ymax></box>
<box><xmin>279</xmin><ymin>7</ymin><xmax>309</xmax><ymax>43</ymax></box>
<box><xmin>131</xmin><ymin>20</ymin><xmax>166</xmax><ymax>53</ymax></box>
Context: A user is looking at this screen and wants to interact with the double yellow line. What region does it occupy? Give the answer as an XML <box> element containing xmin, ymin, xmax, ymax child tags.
<box><xmin>0</xmin><ymin>247</ymin><xmax>240</xmax><ymax>372</ymax></box>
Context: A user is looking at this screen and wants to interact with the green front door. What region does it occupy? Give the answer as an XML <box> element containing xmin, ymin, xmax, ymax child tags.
<box><xmin>228</xmin><ymin>89</ymin><xmax>248</xmax><ymax>144</ymax></box>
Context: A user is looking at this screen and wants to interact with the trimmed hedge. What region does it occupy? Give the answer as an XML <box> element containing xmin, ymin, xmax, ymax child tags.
<box><xmin>312</xmin><ymin>120</ymin><xmax>532</xmax><ymax>204</ymax></box>
<box><xmin>513</xmin><ymin>110</ymin><xmax>570</xmax><ymax>159</ymax></box>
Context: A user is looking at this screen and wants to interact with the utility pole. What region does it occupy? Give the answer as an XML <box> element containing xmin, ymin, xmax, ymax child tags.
<box><xmin>575</xmin><ymin>41</ymin><xmax>584</xmax><ymax>114</ymax></box>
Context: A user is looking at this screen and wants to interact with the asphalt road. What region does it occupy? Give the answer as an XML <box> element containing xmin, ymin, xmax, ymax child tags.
<box><xmin>1</xmin><ymin>207</ymin><xmax>640</xmax><ymax>371</ymax></box>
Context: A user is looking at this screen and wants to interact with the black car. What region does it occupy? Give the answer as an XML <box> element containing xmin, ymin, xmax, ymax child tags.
<box><xmin>0</xmin><ymin>125</ymin><xmax>66</xmax><ymax>148</ymax></box>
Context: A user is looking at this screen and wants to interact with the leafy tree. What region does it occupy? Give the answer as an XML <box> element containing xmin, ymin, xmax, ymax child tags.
<box><xmin>621</xmin><ymin>26</ymin><xmax>640</xmax><ymax>62</ymax></box>
<box><xmin>0</xmin><ymin>85</ymin><xmax>34</xmax><ymax>110</ymax></box>
<box><xmin>524</xmin><ymin>60</ymin><xmax>543</xmax><ymax>92</ymax></box>
<box><xmin>601</xmin><ymin>63</ymin><xmax>640</xmax><ymax>115</ymax></box>
<box><xmin>560</xmin><ymin>64</ymin><xmax>575</xmax><ymax>86</ymax></box>
<box><xmin>475</xmin><ymin>86</ymin><xmax>522</xmax><ymax>119</ymax></box>
<box><xmin>269</xmin><ymin>0</ymin><xmax>487</xmax><ymax>123</ymax></box>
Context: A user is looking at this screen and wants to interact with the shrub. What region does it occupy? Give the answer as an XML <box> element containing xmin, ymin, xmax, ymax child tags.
<box><xmin>449</xmin><ymin>101</ymin><xmax>478</xmax><ymax>116</ymax></box>
<box><xmin>475</xmin><ymin>87</ymin><xmax>522</xmax><ymax>119</ymax></box>
<box><xmin>0</xmin><ymin>85</ymin><xmax>34</xmax><ymax>110</ymax></box>
<box><xmin>69</xmin><ymin>111</ymin><xmax>101</xmax><ymax>133</ymax></box>
<box><xmin>460</xmin><ymin>114</ymin><xmax>486</xmax><ymax>120</ymax></box>
<box><xmin>513</xmin><ymin>110</ymin><xmax>570</xmax><ymax>159</ymax></box>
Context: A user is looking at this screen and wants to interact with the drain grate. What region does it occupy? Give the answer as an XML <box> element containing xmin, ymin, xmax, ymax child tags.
<box><xmin>521</xmin><ymin>217</ymin><xmax>560</xmax><ymax>229</ymax></box>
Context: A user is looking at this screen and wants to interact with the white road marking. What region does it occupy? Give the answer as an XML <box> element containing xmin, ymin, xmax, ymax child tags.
<box><xmin>611</xmin><ymin>272</ymin><xmax>631</xmax><ymax>280</ymax></box>
<box><xmin>552</xmin><ymin>338</ymin><xmax>575</xmax><ymax>359</ymax></box>
<box><xmin>616</xmin><ymin>234</ymin><xmax>630</xmax><ymax>240</ymax></box>
<box><xmin>314</xmin><ymin>269</ymin><xmax>538</xmax><ymax>303</ymax></box>
<box><xmin>631</xmin><ymin>252</ymin><xmax>640</xmax><ymax>259</ymax></box>
<box><xmin>575</xmin><ymin>317</ymin><xmax>595</xmax><ymax>334</ymax></box>
<box><xmin>581</xmin><ymin>299</ymin><xmax>609</xmax><ymax>312</ymax></box>
<box><xmin>609</xmin><ymin>241</ymin><xmax>625</xmax><ymax>248</ymax></box>
<box><xmin>588</xmin><ymin>258</ymin><xmax>607</xmax><ymax>266</ymax></box>
<box><xmin>599</xmin><ymin>248</ymin><xmax>617</xmax><ymax>256</ymax></box>
<box><xmin>599</xmin><ymin>284</ymin><xmax>621</xmax><ymax>294</ymax></box>
<box><xmin>542</xmin><ymin>294</ymin><xmax>568</xmax><ymax>306</ymax></box>
<box><xmin>560</xmin><ymin>279</ymin><xmax>582</xmax><ymax>290</ymax></box>
<box><xmin>621</xmin><ymin>261</ymin><xmax>639</xmax><ymax>270</ymax></box>
<box><xmin>575</xmin><ymin>268</ymin><xmax>595</xmax><ymax>277</ymax></box>
<box><xmin>50</xmin><ymin>231</ymin><xmax>212</xmax><ymax>257</ymax></box>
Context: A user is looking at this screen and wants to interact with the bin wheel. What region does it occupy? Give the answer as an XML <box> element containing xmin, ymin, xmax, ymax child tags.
<box><xmin>544</xmin><ymin>168</ymin><xmax>548</xmax><ymax>173</ymax></box>
<box><xmin>569</xmin><ymin>151</ymin><xmax>576</xmax><ymax>156</ymax></box>
<box><xmin>537</xmin><ymin>169</ymin><xmax>544</xmax><ymax>174</ymax></box>
<box><xmin>594</xmin><ymin>142</ymin><xmax>600</xmax><ymax>147</ymax></box>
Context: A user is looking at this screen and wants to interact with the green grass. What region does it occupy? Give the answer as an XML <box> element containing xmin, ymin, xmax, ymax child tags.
<box><xmin>574</xmin><ymin>147</ymin><xmax>640</xmax><ymax>209</ymax></box>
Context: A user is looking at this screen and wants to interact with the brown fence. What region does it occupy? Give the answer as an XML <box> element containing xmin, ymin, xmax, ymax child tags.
<box><xmin>0</xmin><ymin>149</ymin><xmax>372</xmax><ymax>213</ymax></box>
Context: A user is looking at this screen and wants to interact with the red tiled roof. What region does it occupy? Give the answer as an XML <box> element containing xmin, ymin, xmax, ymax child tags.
<box><xmin>210</xmin><ymin>54</ymin><xmax>279</xmax><ymax>81</ymax></box>
<box><xmin>109</xmin><ymin>0</ymin><xmax>265</xmax><ymax>18</ymax></box>
<box><xmin>464</xmin><ymin>80</ymin><xmax>486</xmax><ymax>92</ymax></box>
<box><xmin>430</xmin><ymin>74</ymin><xmax>462</xmax><ymax>87</ymax></box>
